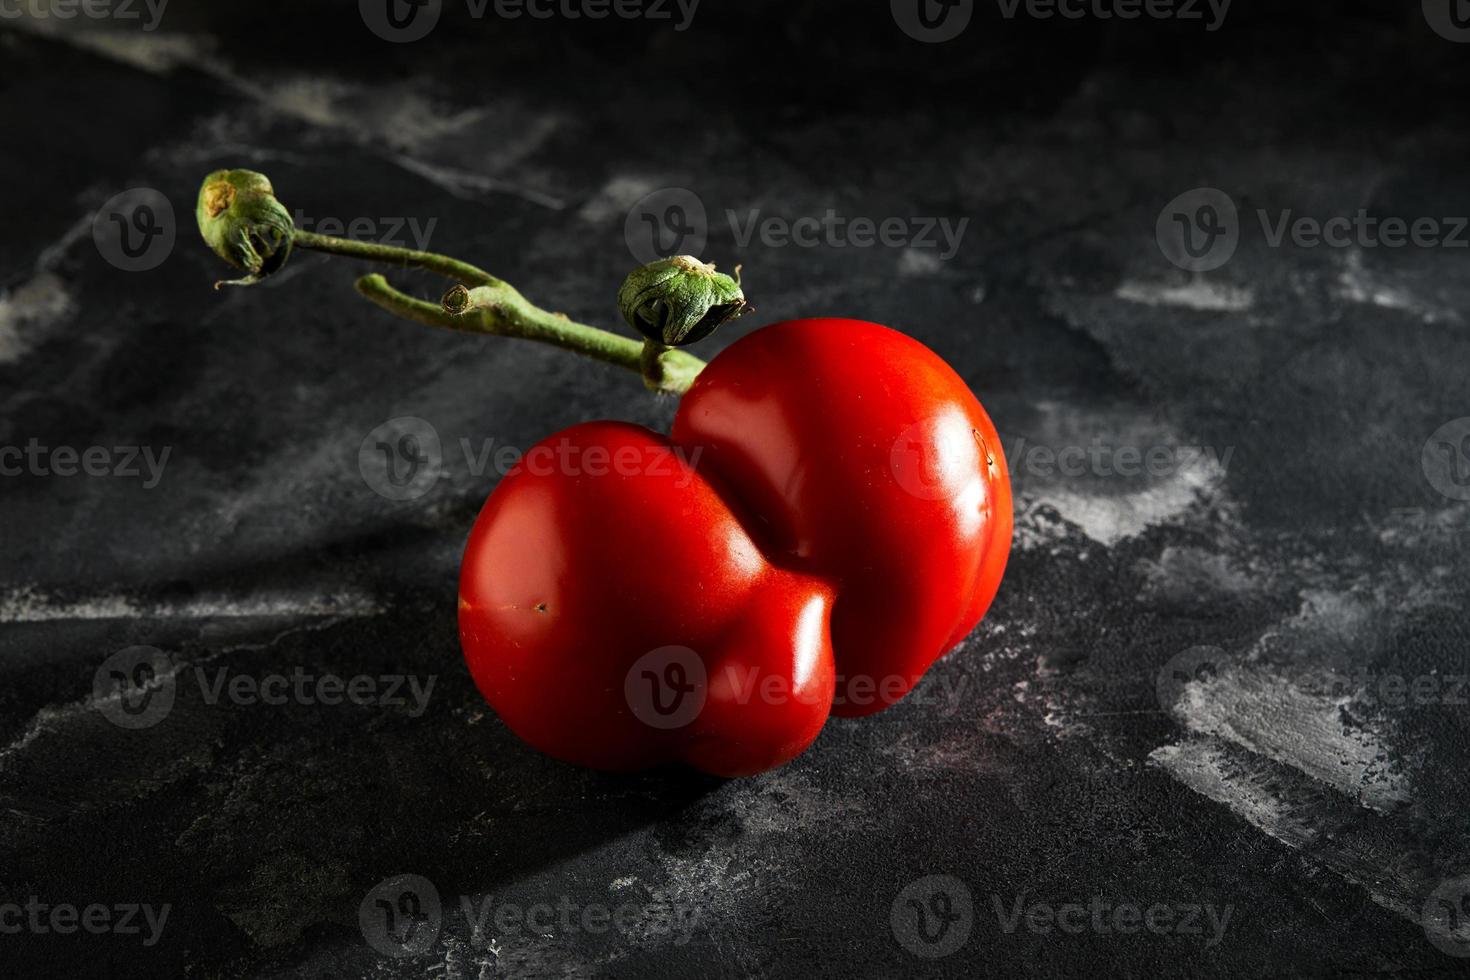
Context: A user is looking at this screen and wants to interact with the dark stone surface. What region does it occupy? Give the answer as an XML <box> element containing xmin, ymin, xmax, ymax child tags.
<box><xmin>3</xmin><ymin>2</ymin><xmax>1470</xmax><ymax>977</ymax></box>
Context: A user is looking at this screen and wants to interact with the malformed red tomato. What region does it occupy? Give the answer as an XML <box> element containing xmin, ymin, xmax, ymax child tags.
<box><xmin>459</xmin><ymin>319</ymin><xmax>1011</xmax><ymax>776</ymax></box>
<box><xmin>673</xmin><ymin>318</ymin><xmax>1011</xmax><ymax>717</ymax></box>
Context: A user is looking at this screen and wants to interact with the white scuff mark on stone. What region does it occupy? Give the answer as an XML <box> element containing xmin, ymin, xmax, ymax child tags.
<box><xmin>1155</xmin><ymin>586</ymin><xmax>1420</xmax><ymax>813</ymax></box>
<box><xmin>1334</xmin><ymin>249</ymin><xmax>1461</xmax><ymax>323</ymax></box>
<box><xmin>1023</xmin><ymin>456</ymin><xmax>1229</xmax><ymax>547</ymax></box>
<box><xmin>730</xmin><ymin>769</ymin><xmax>870</xmax><ymax>835</ymax></box>
<box><xmin>389</xmin><ymin>154</ymin><xmax>565</xmax><ymax>210</ymax></box>
<box><xmin>1149</xmin><ymin>735</ymin><xmax>1423</xmax><ymax>928</ymax></box>
<box><xmin>1374</xmin><ymin>502</ymin><xmax>1470</xmax><ymax>547</ymax></box>
<box><xmin>0</xmin><ymin>701</ymin><xmax>100</xmax><ymax>772</ymax></box>
<box><xmin>880</xmin><ymin>728</ymin><xmax>1005</xmax><ymax>772</ymax></box>
<box><xmin>0</xmin><ymin>214</ymin><xmax>90</xmax><ymax>369</ymax></box>
<box><xmin>0</xmin><ymin>619</ymin><xmax>345</xmax><ymax>773</ymax></box>
<box><xmin>262</xmin><ymin>80</ymin><xmax>491</xmax><ymax>149</ymax></box>
<box><xmin>898</xmin><ymin>249</ymin><xmax>943</xmax><ymax>276</ymax></box>
<box><xmin>10</xmin><ymin>22</ymin><xmax>561</xmax><ymax>213</ymax></box>
<box><xmin>3</xmin><ymin>15</ymin><xmax>213</xmax><ymax>73</ymax></box>
<box><xmin>1150</xmin><ymin>737</ymin><xmax>1321</xmax><ymax>847</ymax></box>
<box><xmin>37</xmin><ymin>212</ymin><xmax>96</xmax><ymax>268</ymax></box>
<box><xmin>71</xmin><ymin>31</ymin><xmax>213</xmax><ymax>74</ymax></box>
<box><xmin>1009</xmin><ymin>401</ymin><xmax>1236</xmax><ymax>548</ymax></box>
<box><xmin>636</xmin><ymin>771</ymin><xmax>871</xmax><ymax>964</ymax></box>
<box><xmin>1137</xmin><ymin>545</ymin><xmax>1259</xmax><ymax>600</ymax></box>
<box><xmin>1165</xmin><ymin>659</ymin><xmax>1409</xmax><ymax>812</ymax></box>
<box><xmin>0</xmin><ymin>587</ymin><xmax>383</xmax><ymax>623</ymax></box>
<box><xmin>577</xmin><ymin>176</ymin><xmax>661</xmax><ymax>223</ymax></box>
<box><xmin>1115</xmin><ymin>277</ymin><xmax>1254</xmax><ymax>312</ymax></box>
<box><xmin>0</xmin><ymin>272</ymin><xmax>73</xmax><ymax>365</ymax></box>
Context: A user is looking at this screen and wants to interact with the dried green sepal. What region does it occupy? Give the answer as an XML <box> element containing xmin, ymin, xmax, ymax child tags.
<box><xmin>196</xmin><ymin>169</ymin><xmax>294</xmax><ymax>287</ymax></box>
<box><xmin>617</xmin><ymin>255</ymin><xmax>747</xmax><ymax>347</ymax></box>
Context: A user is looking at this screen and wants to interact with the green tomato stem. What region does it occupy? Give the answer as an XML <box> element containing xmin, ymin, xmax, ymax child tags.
<box><xmin>294</xmin><ymin>231</ymin><xmax>706</xmax><ymax>395</ymax></box>
<box><xmin>293</xmin><ymin>230</ymin><xmax>498</xmax><ymax>286</ymax></box>
<box><xmin>355</xmin><ymin>275</ymin><xmax>706</xmax><ymax>396</ymax></box>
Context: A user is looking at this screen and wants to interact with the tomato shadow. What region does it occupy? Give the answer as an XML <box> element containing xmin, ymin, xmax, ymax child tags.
<box><xmin>24</xmin><ymin>509</ymin><xmax>732</xmax><ymax>948</ymax></box>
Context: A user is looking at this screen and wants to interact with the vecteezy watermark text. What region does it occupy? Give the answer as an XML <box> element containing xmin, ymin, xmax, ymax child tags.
<box><xmin>1319</xmin><ymin>667</ymin><xmax>1470</xmax><ymax>707</ymax></box>
<box><xmin>622</xmin><ymin>187</ymin><xmax>970</xmax><ymax>265</ymax></box>
<box><xmin>1006</xmin><ymin>436</ymin><xmax>1232</xmax><ymax>479</ymax></box>
<box><xmin>358</xmin><ymin>874</ymin><xmax>700</xmax><ymax>958</ymax></box>
<box><xmin>889</xmin><ymin>874</ymin><xmax>1234</xmax><ymax>959</ymax></box>
<box><xmin>460</xmin><ymin>893</ymin><xmax>699</xmax><ymax>946</ymax></box>
<box><xmin>291</xmin><ymin>210</ymin><xmax>438</xmax><ymax>251</ymax></box>
<box><xmin>1158</xmin><ymin>187</ymin><xmax>1470</xmax><ymax>272</ymax></box>
<box><xmin>358</xmin><ymin>416</ymin><xmax>705</xmax><ymax>501</ymax></box>
<box><xmin>993</xmin><ymin>894</ymin><xmax>1233</xmax><ymax>946</ymax></box>
<box><xmin>994</xmin><ymin>0</ymin><xmax>1229</xmax><ymax>30</ymax></box>
<box><xmin>0</xmin><ymin>0</ymin><xmax>168</xmax><ymax>30</ymax></box>
<box><xmin>623</xmin><ymin>646</ymin><xmax>970</xmax><ymax>730</ymax></box>
<box><xmin>359</xmin><ymin>0</ymin><xmax>698</xmax><ymax>43</ymax></box>
<box><xmin>94</xmin><ymin>646</ymin><xmax>435</xmax><ymax>729</ymax></box>
<box><xmin>727</xmin><ymin>210</ymin><xmax>969</xmax><ymax>261</ymax></box>
<box><xmin>0</xmin><ymin>897</ymin><xmax>169</xmax><ymax>946</ymax></box>
<box><xmin>0</xmin><ymin>440</ymin><xmax>170</xmax><ymax>488</ymax></box>
<box><xmin>891</xmin><ymin>0</ymin><xmax>1226</xmax><ymax>43</ymax></box>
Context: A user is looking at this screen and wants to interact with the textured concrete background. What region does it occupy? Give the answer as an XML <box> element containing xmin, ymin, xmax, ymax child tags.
<box><xmin>3</xmin><ymin>1</ymin><xmax>1470</xmax><ymax>977</ymax></box>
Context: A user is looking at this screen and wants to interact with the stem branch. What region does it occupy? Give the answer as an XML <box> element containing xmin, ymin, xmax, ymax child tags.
<box><xmin>294</xmin><ymin>230</ymin><xmax>705</xmax><ymax>394</ymax></box>
<box><xmin>355</xmin><ymin>275</ymin><xmax>705</xmax><ymax>395</ymax></box>
<box><xmin>294</xmin><ymin>230</ymin><xmax>499</xmax><ymax>287</ymax></box>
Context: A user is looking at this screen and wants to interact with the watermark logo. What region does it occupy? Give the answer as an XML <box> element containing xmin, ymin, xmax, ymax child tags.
<box><xmin>1424</xmin><ymin>877</ymin><xmax>1470</xmax><ymax>957</ymax></box>
<box><xmin>360</xmin><ymin>0</ymin><xmax>442</xmax><ymax>42</ymax></box>
<box><xmin>1424</xmin><ymin>0</ymin><xmax>1470</xmax><ymax>42</ymax></box>
<box><xmin>1156</xmin><ymin>645</ymin><xmax>1221</xmax><ymax>718</ymax></box>
<box><xmin>1156</xmin><ymin>187</ymin><xmax>1238</xmax><ymax>272</ymax></box>
<box><xmin>93</xmin><ymin>188</ymin><xmax>175</xmax><ymax>272</ymax></box>
<box><xmin>891</xmin><ymin>874</ymin><xmax>974</xmax><ymax>958</ymax></box>
<box><xmin>360</xmin><ymin>416</ymin><xmax>444</xmax><ymax>501</ymax></box>
<box><xmin>892</xmin><ymin>0</ymin><xmax>973</xmax><ymax>42</ymax></box>
<box><xmin>1423</xmin><ymin>418</ymin><xmax>1470</xmax><ymax>502</ymax></box>
<box><xmin>891</xmin><ymin>419</ymin><xmax>992</xmax><ymax>501</ymax></box>
<box><xmin>625</xmin><ymin>187</ymin><xmax>707</xmax><ymax>265</ymax></box>
<box><xmin>360</xmin><ymin>874</ymin><xmax>444</xmax><ymax>958</ymax></box>
<box><xmin>93</xmin><ymin>646</ymin><xmax>176</xmax><ymax>730</ymax></box>
<box><xmin>624</xmin><ymin>646</ymin><xmax>706</xmax><ymax>729</ymax></box>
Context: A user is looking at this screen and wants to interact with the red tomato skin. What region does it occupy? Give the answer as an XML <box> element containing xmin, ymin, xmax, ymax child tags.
<box><xmin>458</xmin><ymin>421</ymin><xmax>835</xmax><ymax>777</ymax></box>
<box><xmin>672</xmin><ymin>318</ymin><xmax>1012</xmax><ymax>717</ymax></box>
